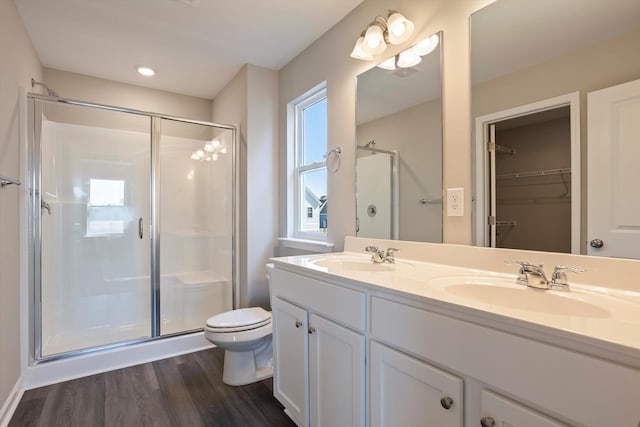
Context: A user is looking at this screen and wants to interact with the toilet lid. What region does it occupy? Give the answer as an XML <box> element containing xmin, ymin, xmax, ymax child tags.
<box><xmin>206</xmin><ymin>307</ymin><xmax>271</xmax><ymax>329</ymax></box>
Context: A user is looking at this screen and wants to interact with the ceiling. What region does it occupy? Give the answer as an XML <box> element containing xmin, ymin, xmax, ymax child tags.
<box><xmin>15</xmin><ymin>0</ymin><xmax>364</xmax><ymax>99</ymax></box>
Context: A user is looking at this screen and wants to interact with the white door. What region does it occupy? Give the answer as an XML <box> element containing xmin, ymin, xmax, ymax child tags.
<box><xmin>480</xmin><ymin>390</ymin><xmax>567</xmax><ymax>427</ymax></box>
<box><xmin>308</xmin><ymin>313</ymin><xmax>365</xmax><ymax>427</ymax></box>
<box><xmin>587</xmin><ymin>79</ymin><xmax>640</xmax><ymax>258</ymax></box>
<box><xmin>271</xmin><ymin>297</ymin><xmax>308</xmax><ymax>426</ymax></box>
<box><xmin>369</xmin><ymin>341</ymin><xmax>462</xmax><ymax>427</ymax></box>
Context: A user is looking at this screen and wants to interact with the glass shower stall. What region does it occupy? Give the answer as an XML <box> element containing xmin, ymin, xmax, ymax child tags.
<box><xmin>27</xmin><ymin>94</ymin><xmax>236</xmax><ymax>361</ymax></box>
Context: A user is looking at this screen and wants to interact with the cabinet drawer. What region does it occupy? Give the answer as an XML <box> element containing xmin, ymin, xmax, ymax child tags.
<box><xmin>371</xmin><ymin>296</ymin><xmax>640</xmax><ymax>427</ymax></box>
<box><xmin>481</xmin><ymin>390</ymin><xmax>566</xmax><ymax>427</ymax></box>
<box><xmin>270</xmin><ymin>269</ymin><xmax>366</xmax><ymax>331</ymax></box>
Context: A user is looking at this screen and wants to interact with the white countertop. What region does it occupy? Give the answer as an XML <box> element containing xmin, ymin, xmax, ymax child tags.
<box><xmin>270</xmin><ymin>250</ymin><xmax>640</xmax><ymax>369</ymax></box>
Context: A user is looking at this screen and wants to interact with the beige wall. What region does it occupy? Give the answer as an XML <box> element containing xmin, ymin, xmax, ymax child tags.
<box><xmin>357</xmin><ymin>98</ymin><xmax>442</xmax><ymax>242</ymax></box>
<box><xmin>279</xmin><ymin>0</ymin><xmax>494</xmax><ymax>251</ymax></box>
<box><xmin>212</xmin><ymin>65</ymin><xmax>278</xmax><ymax>309</ymax></box>
<box><xmin>0</xmin><ymin>0</ymin><xmax>42</xmax><ymax>416</ymax></box>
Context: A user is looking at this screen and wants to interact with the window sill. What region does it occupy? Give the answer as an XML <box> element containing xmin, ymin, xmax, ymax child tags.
<box><xmin>278</xmin><ymin>237</ymin><xmax>334</xmax><ymax>253</ymax></box>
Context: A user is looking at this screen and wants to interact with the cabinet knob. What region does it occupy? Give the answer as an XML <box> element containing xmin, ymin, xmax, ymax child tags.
<box><xmin>480</xmin><ymin>416</ymin><xmax>495</xmax><ymax>427</ymax></box>
<box><xmin>590</xmin><ymin>238</ymin><xmax>604</xmax><ymax>248</ymax></box>
<box><xmin>295</xmin><ymin>320</ymin><xmax>302</xmax><ymax>328</ymax></box>
<box><xmin>440</xmin><ymin>396</ymin><xmax>454</xmax><ymax>410</ymax></box>
<box><xmin>308</xmin><ymin>326</ymin><xmax>316</xmax><ymax>334</ymax></box>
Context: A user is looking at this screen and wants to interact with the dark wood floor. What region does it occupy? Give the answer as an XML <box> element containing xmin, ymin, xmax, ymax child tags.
<box><xmin>9</xmin><ymin>348</ymin><xmax>296</xmax><ymax>427</ymax></box>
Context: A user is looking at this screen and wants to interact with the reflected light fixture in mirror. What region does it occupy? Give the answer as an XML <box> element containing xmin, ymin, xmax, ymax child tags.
<box><xmin>375</xmin><ymin>34</ymin><xmax>440</xmax><ymax>71</ymax></box>
<box><xmin>350</xmin><ymin>11</ymin><xmax>414</xmax><ymax>60</ymax></box>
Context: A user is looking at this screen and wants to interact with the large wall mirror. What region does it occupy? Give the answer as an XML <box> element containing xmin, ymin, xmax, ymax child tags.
<box><xmin>471</xmin><ymin>0</ymin><xmax>640</xmax><ymax>259</ymax></box>
<box><xmin>355</xmin><ymin>31</ymin><xmax>443</xmax><ymax>242</ymax></box>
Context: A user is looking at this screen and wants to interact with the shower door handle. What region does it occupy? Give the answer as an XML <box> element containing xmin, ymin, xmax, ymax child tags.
<box><xmin>138</xmin><ymin>217</ymin><xmax>143</xmax><ymax>239</ymax></box>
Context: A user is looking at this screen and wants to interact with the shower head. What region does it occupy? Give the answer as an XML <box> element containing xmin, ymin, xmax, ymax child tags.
<box><xmin>31</xmin><ymin>78</ymin><xmax>59</xmax><ymax>97</ymax></box>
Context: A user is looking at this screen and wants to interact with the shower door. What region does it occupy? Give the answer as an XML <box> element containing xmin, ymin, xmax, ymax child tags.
<box><xmin>35</xmin><ymin>100</ymin><xmax>152</xmax><ymax>357</ymax></box>
<box><xmin>30</xmin><ymin>95</ymin><xmax>237</xmax><ymax>360</ymax></box>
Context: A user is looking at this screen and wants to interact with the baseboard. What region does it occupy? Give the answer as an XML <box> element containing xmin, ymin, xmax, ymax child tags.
<box><xmin>0</xmin><ymin>377</ymin><xmax>24</xmax><ymax>427</ymax></box>
<box><xmin>24</xmin><ymin>332</ymin><xmax>214</xmax><ymax>390</ymax></box>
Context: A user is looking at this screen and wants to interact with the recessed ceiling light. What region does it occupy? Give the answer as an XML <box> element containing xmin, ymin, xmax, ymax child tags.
<box><xmin>136</xmin><ymin>66</ymin><xmax>156</xmax><ymax>77</ymax></box>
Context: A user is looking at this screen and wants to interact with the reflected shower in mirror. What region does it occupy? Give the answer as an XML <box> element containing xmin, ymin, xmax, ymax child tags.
<box><xmin>471</xmin><ymin>0</ymin><xmax>640</xmax><ymax>259</ymax></box>
<box><xmin>355</xmin><ymin>32</ymin><xmax>443</xmax><ymax>242</ymax></box>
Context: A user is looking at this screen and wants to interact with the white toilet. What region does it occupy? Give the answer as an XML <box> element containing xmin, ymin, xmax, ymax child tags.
<box><xmin>204</xmin><ymin>307</ymin><xmax>273</xmax><ymax>386</ymax></box>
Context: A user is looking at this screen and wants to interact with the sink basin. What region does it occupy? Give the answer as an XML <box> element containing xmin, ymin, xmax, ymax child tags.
<box><xmin>310</xmin><ymin>256</ymin><xmax>395</xmax><ymax>272</ymax></box>
<box><xmin>428</xmin><ymin>276</ymin><xmax>610</xmax><ymax>318</ymax></box>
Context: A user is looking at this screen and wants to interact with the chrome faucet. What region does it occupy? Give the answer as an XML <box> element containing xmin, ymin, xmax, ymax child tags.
<box><xmin>514</xmin><ymin>261</ymin><xmax>550</xmax><ymax>289</ymax></box>
<box><xmin>365</xmin><ymin>245</ymin><xmax>385</xmax><ymax>263</ymax></box>
<box><xmin>365</xmin><ymin>246</ymin><xmax>400</xmax><ymax>263</ymax></box>
<box><xmin>510</xmin><ymin>261</ymin><xmax>585</xmax><ymax>290</ymax></box>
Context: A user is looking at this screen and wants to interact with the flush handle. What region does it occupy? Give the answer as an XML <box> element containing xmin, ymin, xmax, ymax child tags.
<box><xmin>440</xmin><ymin>396</ymin><xmax>454</xmax><ymax>410</ymax></box>
<box><xmin>295</xmin><ymin>320</ymin><xmax>302</xmax><ymax>328</ymax></box>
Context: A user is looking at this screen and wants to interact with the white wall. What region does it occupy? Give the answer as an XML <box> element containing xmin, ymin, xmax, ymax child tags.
<box><xmin>278</xmin><ymin>0</ymin><xmax>494</xmax><ymax>252</ymax></box>
<box><xmin>212</xmin><ymin>65</ymin><xmax>278</xmax><ymax>308</ymax></box>
<box><xmin>0</xmin><ymin>0</ymin><xmax>42</xmax><ymax>419</ymax></box>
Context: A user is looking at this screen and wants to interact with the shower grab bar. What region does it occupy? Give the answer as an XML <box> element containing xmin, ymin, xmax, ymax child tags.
<box><xmin>0</xmin><ymin>175</ymin><xmax>21</xmax><ymax>187</ymax></box>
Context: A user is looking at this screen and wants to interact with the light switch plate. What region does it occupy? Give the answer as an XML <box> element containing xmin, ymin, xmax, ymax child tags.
<box><xmin>447</xmin><ymin>188</ymin><xmax>464</xmax><ymax>216</ymax></box>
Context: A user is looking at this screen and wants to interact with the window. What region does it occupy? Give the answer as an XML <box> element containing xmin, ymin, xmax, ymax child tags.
<box><xmin>291</xmin><ymin>85</ymin><xmax>328</xmax><ymax>239</ymax></box>
<box><xmin>86</xmin><ymin>179</ymin><xmax>126</xmax><ymax>237</ymax></box>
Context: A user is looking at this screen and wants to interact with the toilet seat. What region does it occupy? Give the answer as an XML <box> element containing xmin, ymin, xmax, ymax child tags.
<box><xmin>206</xmin><ymin>307</ymin><xmax>271</xmax><ymax>333</ymax></box>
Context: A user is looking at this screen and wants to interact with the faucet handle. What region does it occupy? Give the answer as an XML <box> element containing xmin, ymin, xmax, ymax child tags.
<box><xmin>551</xmin><ymin>265</ymin><xmax>585</xmax><ymax>289</ymax></box>
<box><xmin>384</xmin><ymin>248</ymin><xmax>400</xmax><ymax>263</ymax></box>
<box><xmin>365</xmin><ymin>245</ymin><xmax>381</xmax><ymax>253</ymax></box>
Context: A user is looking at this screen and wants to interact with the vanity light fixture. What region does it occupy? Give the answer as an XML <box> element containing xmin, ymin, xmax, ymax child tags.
<box><xmin>377</xmin><ymin>56</ymin><xmax>397</xmax><ymax>71</ymax></box>
<box><xmin>350</xmin><ymin>10</ymin><xmax>414</xmax><ymax>60</ymax></box>
<box><xmin>136</xmin><ymin>66</ymin><xmax>156</xmax><ymax>77</ymax></box>
<box><xmin>397</xmin><ymin>48</ymin><xmax>422</xmax><ymax>68</ymax></box>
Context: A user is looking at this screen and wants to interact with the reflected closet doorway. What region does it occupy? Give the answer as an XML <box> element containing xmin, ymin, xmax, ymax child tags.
<box><xmin>473</xmin><ymin>92</ymin><xmax>581</xmax><ymax>254</ymax></box>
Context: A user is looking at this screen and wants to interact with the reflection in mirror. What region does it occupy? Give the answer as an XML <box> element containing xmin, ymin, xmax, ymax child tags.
<box><xmin>471</xmin><ymin>0</ymin><xmax>640</xmax><ymax>259</ymax></box>
<box><xmin>355</xmin><ymin>32</ymin><xmax>443</xmax><ymax>242</ymax></box>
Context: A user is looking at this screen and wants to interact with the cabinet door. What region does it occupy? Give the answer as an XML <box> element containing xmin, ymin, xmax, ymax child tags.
<box><xmin>370</xmin><ymin>341</ymin><xmax>462</xmax><ymax>427</ymax></box>
<box><xmin>481</xmin><ymin>390</ymin><xmax>567</xmax><ymax>427</ymax></box>
<box><xmin>272</xmin><ymin>297</ymin><xmax>308</xmax><ymax>426</ymax></box>
<box><xmin>309</xmin><ymin>313</ymin><xmax>365</xmax><ymax>427</ymax></box>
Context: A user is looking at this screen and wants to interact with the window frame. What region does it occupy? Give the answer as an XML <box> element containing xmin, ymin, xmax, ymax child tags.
<box><xmin>291</xmin><ymin>84</ymin><xmax>328</xmax><ymax>241</ymax></box>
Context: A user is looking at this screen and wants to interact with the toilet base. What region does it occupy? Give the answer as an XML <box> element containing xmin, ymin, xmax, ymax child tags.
<box><xmin>222</xmin><ymin>336</ymin><xmax>273</xmax><ymax>386</ymax></box>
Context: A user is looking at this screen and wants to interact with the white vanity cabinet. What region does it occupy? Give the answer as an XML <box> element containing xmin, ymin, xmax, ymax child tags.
<box><xmin>270</xmin><ymin>268</ymin><xmax>366</xmax><ymax>427</ymax></box>
<box><xmin>370</xmin><ymin>295</ymin><xmax>640</xmax><ymax>427</ymax></box>
<box><xmin>370</xmin><ymin>341</ymin><xmax>463</xmax><ymax>427</ymax></box>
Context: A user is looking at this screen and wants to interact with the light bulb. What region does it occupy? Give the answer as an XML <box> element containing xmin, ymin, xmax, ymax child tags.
<box><xmin>350</xmin><ymin>36</ymin><xmax>373</xmax><ymax>60</ymax></box>
<box><xmin>362</xmin><ymin>23</ymin><xmax>386</xmax><ymax>55</ymax></box>
<box><xmin>397</xmin><ymin>48</ymin><xmax>422</xmax><ymax>68</ymax></box>
<box><xmin>136</xmin><ymin>66</ymin><xmax>156</xmax><ymax>77</ymax></box>
<box><xmin>377</xmin><ymin>56</ymin><xmax>396</xmax><ymax>71</ymax></box>
<box><xmin>413</xmin><ymin>33</ymin><xmax>440</xmax><ymax>56</ymax></box>
<box><xmin>386</xmin><ymin>12</ymin><xmax>414</xmax><ymax>45</ymax></box>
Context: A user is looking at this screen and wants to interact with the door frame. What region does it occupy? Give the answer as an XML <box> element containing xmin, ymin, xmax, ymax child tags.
<box><xmin>473</xmin><ymin>92</ymin><xmax>581</xmax><ymax>253</ymax></box>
